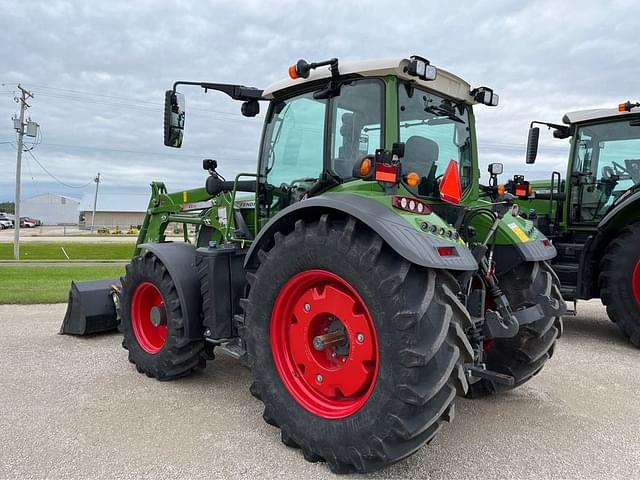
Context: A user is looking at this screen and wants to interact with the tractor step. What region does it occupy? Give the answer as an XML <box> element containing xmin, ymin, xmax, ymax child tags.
<box><xmin>464</xmin><ymin>364</ymin><xmax>515</xmax><ymax>386</ymax></box>
<box><xmin>554</xmin><ymin>242</ymin><xmax>584</xmax><ymax>261</ymax></box>
<box><xmin>560</xmin><ymin>285</ymin><xmax>577</xmax><ymax>302</ymax></box>
<box><xmin>218</xmin><ymin>338</ymin><xmax>246</xmax><ymax>359</ymax></box>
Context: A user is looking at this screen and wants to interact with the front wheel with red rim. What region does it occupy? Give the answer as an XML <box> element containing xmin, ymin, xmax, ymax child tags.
<box><xmin>121</xmin><ymin>253</ymin><xmax>204</xmax><ymax>380</ymax></box>
<box><xmin>242</xmin><ymin>215</ymin><xmax>473</xmax><ymax>474</ymax></box>
<box><xmin>131</xmin><ymin>282</ymin><xmax>168</xmax><ymax>354</ymax></box>
<box><xmin>600</xmin><ymin>222</ymin><xmax>640</xmax><ymax>347</ymax></box>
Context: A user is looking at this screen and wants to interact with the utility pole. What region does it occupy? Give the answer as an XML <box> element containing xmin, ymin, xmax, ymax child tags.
<box><xmin>13</xmin><ymin>85</ymin><xmax>33</xmax><ymax>260</ymax></box>
<box><xmin>90</xmin><ymin>172</ymin><xmax>100</xmax><ymax>233</ymax></box>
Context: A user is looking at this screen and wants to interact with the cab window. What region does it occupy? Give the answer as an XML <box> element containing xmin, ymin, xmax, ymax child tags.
<box><xmin>398</xmin><ymin>83</ymin><xmax>472</xmax><ymax>198</ymax></box>
<box><xmin>330</xmin><ymin>80</ymin><xmax>383</xmax><ymax>178</ymax></box>
<box><xmin>570</xmin><ymin>120</ymin><xmax>640</xmax><ymax>223</ymax></box>
<box><xmin>261</xmin><ymin>92</ymin><xmax>326</xmax><ymax>190</ymax></box>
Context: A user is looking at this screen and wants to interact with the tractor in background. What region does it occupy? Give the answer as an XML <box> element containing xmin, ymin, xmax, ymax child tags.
<box><xmin>61</xmin><ymin>56</ymin><xmax>565</xmax><ymax>473</ymax></box>
<box><xmin>519</xmin><ymin>101</ymin><xmax>640</xmax><ymax>346</ymax></box>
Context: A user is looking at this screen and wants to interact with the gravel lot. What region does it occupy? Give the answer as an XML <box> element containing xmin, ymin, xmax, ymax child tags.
<box><xmin>1</xmin><ymin>301</ymin><xmax>638</xmax><ymax>479</ymax></box>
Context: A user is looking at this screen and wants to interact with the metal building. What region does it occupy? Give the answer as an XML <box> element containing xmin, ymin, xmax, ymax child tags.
<box><xmin>79</xmin><ymin>193</ymin><xmax>149</xmax><ymax>229</ymax></box>
<box><xmin>21</xmin><ymin>193</ymin><xmax>80</xmax><ymax>225</ymax></box>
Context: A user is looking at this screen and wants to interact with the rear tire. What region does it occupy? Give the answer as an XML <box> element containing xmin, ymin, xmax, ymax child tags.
<box><xmin>600</xmin><ymin>222</ymin><xmax>640</xmax><ymax>347</ymax></box>
<box><xmin>469</xmin><ymin>261</ymin><xmax>563</xmax><ymax>396</ymax></box>
<box><xmin>242</xmin><ymin>215</ymin><xmax>473</xmax><ymax>473</ymax></box>
<box><xmin>121</xmin><ymin>253</ymin><xmax>204</xmax><ymax>380</ymax></box>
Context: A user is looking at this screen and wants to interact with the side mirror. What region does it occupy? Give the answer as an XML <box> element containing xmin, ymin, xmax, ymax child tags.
<box><xmin>488</xmin><ymin>162</ymin><xmax>503</xmax><ymax>175</ymax></box>
<box><xmin>525</xmin><ymin>126</ymin><xmax>540</xmax><ymax>164</ymax></box>
<box><xmin>164</xmin><ymin>90</ymin><xmax>185</xmax><ymax>148</ymax></box>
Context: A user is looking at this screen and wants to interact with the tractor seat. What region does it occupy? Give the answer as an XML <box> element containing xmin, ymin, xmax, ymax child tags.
<box><xmin>403</xmin><ymin>136</ymin><xmax>439</xmax><ymax>178</ymax></box>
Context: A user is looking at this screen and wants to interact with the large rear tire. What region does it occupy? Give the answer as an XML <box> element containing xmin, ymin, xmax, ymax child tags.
<box><xmin>121</xmin><ymin>253</ymin><xmax>204</xmax><ymax>380</ymax></box>
<box><xmin>600</xmin><ymin>222</ymin><xmax>640</xmax><ymax>347</ymax></box>
<box><xmin>241</xmin><ymin>215</ymin><xmax>473</xmax><ymax>474</ymax></box>
<box><xmin>469</xmin><ymin>261</ymin><xmax>563</xmax><ymax>396</ymax></box>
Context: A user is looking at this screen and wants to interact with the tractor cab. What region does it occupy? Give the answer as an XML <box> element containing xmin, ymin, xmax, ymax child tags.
<box><xmin>523</xmin><ymin>101</ymin><xmax>640</xmax><ymax>236</ymax></box>
<box><xmin>518</xmin><ymin>101</ymin><xmax>640</xmax><ymax>308</ymax></box>
<box><xmin>163</xmin><ymin>56</ymin><xmax>503</xmax><ymax>236</ymax></box>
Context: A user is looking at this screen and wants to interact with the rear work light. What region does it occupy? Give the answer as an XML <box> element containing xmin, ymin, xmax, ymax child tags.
<box><xmin>392</xmin><ymin>196</ymin><xmax>432</xmax><ymax>214</ymax></box>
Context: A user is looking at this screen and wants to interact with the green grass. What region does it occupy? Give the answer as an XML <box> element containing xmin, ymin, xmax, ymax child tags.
<box><xmin>0</xmin><ymin>242</ymin><xmax>134</xmax><ymax>260</ymax></box>
<box><xmin>0</xmin><ymin>266</ymin><xmax>125</xmax><ymax>304</ymax></box>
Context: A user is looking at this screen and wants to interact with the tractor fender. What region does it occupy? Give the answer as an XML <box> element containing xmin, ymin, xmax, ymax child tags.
<box><xmin>245</xmin><ymin>192</ymin><xmax>478</xmax><ymax>271</ymax></box>
<box><xmin>138</xmin><ymin>242</ymin><xmax>203</xmax><ymax>341</ymax></box>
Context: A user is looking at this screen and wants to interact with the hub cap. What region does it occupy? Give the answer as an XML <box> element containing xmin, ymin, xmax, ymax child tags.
<box><xmin>271</xmin><ymin>270</ymin><xmax>379</xmax><ymax>419</ymax></box>
<box><xmin>632</xmin><ymin>261</ymin><xmax>640</xmax><ymax>306</ymax></box>
<box><xmin>131</xmin><ymin>282</ymin><xmax>168</xmax><ymax>354</ymax></box>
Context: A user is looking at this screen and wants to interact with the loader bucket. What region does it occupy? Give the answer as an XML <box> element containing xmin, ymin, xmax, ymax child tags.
<box><xmin>60</xmin><ymin>279</ymin><xmax>121</xmax><ymax>335</ymax></box>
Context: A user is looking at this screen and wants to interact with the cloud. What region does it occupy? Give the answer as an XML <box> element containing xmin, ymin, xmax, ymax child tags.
<box><xmin>0</xmin><ymin>0</ymin><xmax>637</xmax><ymax>201</ymax></box>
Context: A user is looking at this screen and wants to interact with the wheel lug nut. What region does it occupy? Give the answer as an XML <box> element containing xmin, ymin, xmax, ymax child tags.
<box><xmin>356</xmin><ymin>333</ymin><xmax>365</xmax><ymax>343</ymax></box>
<box><xmin>316</xmin><ymin>374</ymin><xmax>323</xmax><ymax>383</ymax></box>
<box><xmin>304</xmin><ymin>303</ymin><xmax>311</xmax><ymax>313</ymax></box>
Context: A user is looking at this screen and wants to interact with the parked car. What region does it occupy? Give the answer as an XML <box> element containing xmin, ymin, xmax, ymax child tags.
<box><xmin>20</xmin><ymin>217</ymin><xmax>37</xmax><ymax>228</ymax></box>
<box><xmin>0</xmin><ymin>215</ymin><xmax>13</xmax><ymax>229</ymax></box>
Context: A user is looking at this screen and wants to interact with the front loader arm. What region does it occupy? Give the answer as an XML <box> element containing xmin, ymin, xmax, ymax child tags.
<box><xmin>133</xmin><ymin>182</ymin><xmax>218</xmax><ymax>257</ymax></box>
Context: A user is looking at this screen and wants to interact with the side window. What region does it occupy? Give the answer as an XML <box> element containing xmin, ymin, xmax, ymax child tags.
<box><xmin>261</xmin><ymin>92</ymin><xmax>326</xmax><ymax>189</ymax></box>
<box><xmin>330</xmin><ymin>80</ymin><xmax>383</xmax><ymax>178</ymax></box>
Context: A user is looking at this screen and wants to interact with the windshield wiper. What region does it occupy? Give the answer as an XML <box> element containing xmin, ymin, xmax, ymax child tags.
<box><xmin>424</xmin><ymin>105</ymin><xmax>464</xmax><ymax>124</ymax></box>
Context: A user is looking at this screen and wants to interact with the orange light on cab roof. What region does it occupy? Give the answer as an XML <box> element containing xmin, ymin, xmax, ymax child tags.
<box><xmin>618</xmin><ymin>102</ymin><xmax>627</xmax><ymax>112</ymax></box>
<box><xmin>405</xmin><ymin>171</ymin><xmax>420</xmax><ymax>187</ymax></box>
<box><xmin>288</xmin><ymin>65</ymin><xmax>299</xmax><ymax>80</ymax></box>
<box><xmin>359</xmin><ymin>157</ymin><xmax>372</xmax><ymax>177</ymax></box>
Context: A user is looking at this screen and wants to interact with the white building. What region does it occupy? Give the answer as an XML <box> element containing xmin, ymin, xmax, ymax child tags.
<box><xmin>79</xmin><ymin>193</ymin><xmax>149</xmax><ymax>229</ymax></box>
<box><xmin>21</xmin><ymin>193</ymin><xmax>80</xmax><ymax>225</ymax></box>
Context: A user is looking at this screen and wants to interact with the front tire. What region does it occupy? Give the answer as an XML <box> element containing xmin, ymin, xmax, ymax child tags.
<box><xmin>121</xmin><ymin>253</ymin><xmax>204</xmax><ymax>380</ymax></box>
<box><xmin>600</xmin><ymin>222</ymin><xmax>640</xmax><ymax>347</ymax></box>
<box><xmin>242</xmin><ymin>215</ymin><xmax>473</xmax><ymax>473</ymax></box>
<box><xmin>469</xmin><ymin>261</ymin><xmax>563</xmax><ymax>396</ymax></box>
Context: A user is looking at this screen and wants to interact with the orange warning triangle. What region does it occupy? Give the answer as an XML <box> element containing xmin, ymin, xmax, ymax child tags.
<box><xmin>439</xmin><ymin>159</ymin><xmax>462</xmax><ymax>204</ymax></box>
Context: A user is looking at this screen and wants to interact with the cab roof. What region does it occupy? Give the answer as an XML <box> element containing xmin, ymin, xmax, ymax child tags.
<box><xmin>563</xmin><ymin>107</ymin><xmax>640</xmax><ymax>125</ymax></box>
<box><xmin>262</xmin><ymin>57</ymin><xmax>478</xmax><ymax>104</ymax></box>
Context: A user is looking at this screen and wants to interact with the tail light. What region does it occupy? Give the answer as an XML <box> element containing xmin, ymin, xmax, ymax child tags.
<box><xmin>392</xmin><ymin>196</ymin><xmax>432</xmax><ymax>214</ymax></box>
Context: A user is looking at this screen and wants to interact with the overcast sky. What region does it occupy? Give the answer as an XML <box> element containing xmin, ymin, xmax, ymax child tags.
<box><xmin>1</xmin><ymin>0</ymin><xmax>638</xmax><ymax>203</ymax></box>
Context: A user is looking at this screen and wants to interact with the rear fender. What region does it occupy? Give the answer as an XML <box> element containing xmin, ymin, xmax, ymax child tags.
<box><xmin>471</xmin><ymin>212</ymin><xmax>556</xmax><ymax>275</ymax></box>
<box><xmin>138</xmin><ymin>242</ymin><xmax>203</xmax><ymax>341</ymax></box>
<box><xmin>245</xmin><ymin>193</ymin><xmax>478</xmax><ymax>271</ymax></box>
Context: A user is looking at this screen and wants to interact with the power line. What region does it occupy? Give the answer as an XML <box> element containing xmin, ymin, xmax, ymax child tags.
<box><xmin>24</xmin><ymin>148</ymin><xmax>95</xmax><ymax>189</ymax></box>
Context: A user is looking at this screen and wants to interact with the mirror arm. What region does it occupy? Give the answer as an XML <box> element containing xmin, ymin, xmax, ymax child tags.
<box><xmin>171</xmin><ymin>81</ymin><xmax>264</xmax><ymax>101</ymax></box>
<box><xmin>529</xmin><ymin>120</ymin><xmax>565</xmax><ymax>130</ymax></box>
<box><xmin>530</xmin><ymin>120</ymin><xmax>571</xmax><ymax>138</ymax></box>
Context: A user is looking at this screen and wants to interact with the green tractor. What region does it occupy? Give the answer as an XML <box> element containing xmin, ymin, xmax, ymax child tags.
<box><xmin>61</xmin><ymin>56</ymin><xmax>565</xmax><ymax>473</ymax></box>
<box><xmin>519</xmin><ymin>101</ymin><xmax>640</xmax><ymax>346</ymax></box>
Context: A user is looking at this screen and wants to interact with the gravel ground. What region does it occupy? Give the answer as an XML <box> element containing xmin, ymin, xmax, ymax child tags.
<box><xmin>1</xmin><ymin>301</ymin><xmax>638</xmax><ymax>479</ymax></box>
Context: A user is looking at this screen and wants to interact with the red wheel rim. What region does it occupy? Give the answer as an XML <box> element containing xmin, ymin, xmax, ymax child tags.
<box><xmin>632</xmin><ymin>261</ymin><xmax>640</xmax><ymax>306</ymax></box>
<box><xmin>271</xmin><ymin>270</ymin><xmax>379</xmax><ymax>419</ymax></box>
<box><xmin>131</xmin><ymin>282</ymin><xmax>168</xmax><ymax>354</ymax></box>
